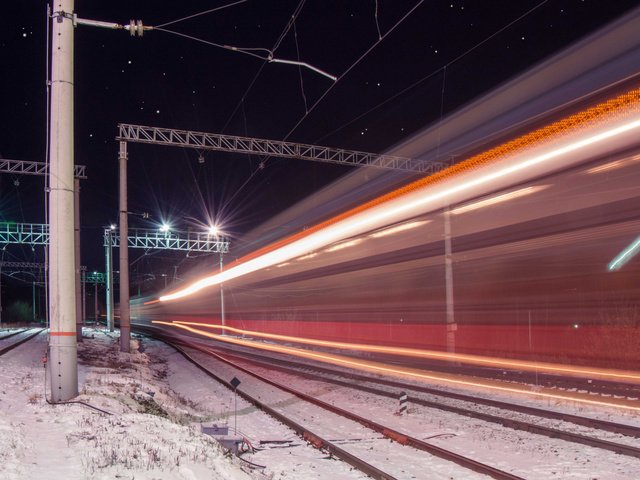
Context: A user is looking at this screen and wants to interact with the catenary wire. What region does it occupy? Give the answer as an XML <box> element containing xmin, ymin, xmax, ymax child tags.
<box><xmin>282</xmin><ymin>0</ymin><xmax>425</xmax><ymax>141</ymax></box>
<box><xmin>221</xmin><ymin>0</ymin><xmax>308</xmax><ymax>133</ymax></box>
<box><xmin>155</xmin><ymin>0</ymin><xmax>249</xmax><ymax>29</ymax></box>
<box><xmin>153</xmin><ymin>27</ymin><xmax>271</xmax><ymax>61</ymax></box>
<box><xmin>313</xmin><ymin>0</ymin><xmax>549</xmax><ymax>145</ymax></box>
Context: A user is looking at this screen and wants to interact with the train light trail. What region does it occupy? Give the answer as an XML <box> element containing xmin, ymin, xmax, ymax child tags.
<box><xmin>169</xmin><ymin>320</ymin><xmax>640</xmax><ymax>383</ymax></box>
<box><xmin>369</xmin><ymin>219</ymin><xmax>430</xmax><ymax>238</ymax></box>
<box><xmin>585</xmin><ymin>153</ymin><xmax>640</xmax><ymax>174</ymax></box>
<box><xmin>154</xmin><ymin>320</ymin><xmax>640</xmax><ymax>412</ymax></box>
<box><xmin>325</xmin><ymin>238</ymin><xmax>363</xmax><ymax>252</ymax></box>
<box><xmin>449</xmin><ymin>185</ymin><xmax>549</xmax><ymax>215</ymax></box>
<box><xmin>159</xmin><ymin>89</ymin><xmax>640</xmax><ymax>303</ymax></box>
<box><xmin>608</xmin><ymin>235</ymin><xmax>640</xmax><ymax>271</ymax></box>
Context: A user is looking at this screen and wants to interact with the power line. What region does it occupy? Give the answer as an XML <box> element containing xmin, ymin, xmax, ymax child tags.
<box><xmin>282</xmin><ymin>0</ymin><xmax>425</xmax><ymax>141</ymax></box>
<box><xmin>313</xmin><ymin>0</ymin><xmax>550</xmax><ymax>146</ymax></box>
<box><xmin>155</xmin><ymin>0</ymin><xmax>249</xmax><ymax>29</ymax></box>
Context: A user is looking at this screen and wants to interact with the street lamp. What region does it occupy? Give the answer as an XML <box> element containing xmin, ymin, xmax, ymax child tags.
<box><xmin>159</xmin><ymin>223</ymin><xmax>171</xmax><ymax>233</ymax></box>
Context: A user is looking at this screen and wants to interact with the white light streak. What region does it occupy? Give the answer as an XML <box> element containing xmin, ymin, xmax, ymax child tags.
<box><xmin>369</xmin><ymin>220</ymin><xmax>430</xmax><ymax>238</ymax></box>
<box><xmin>585</xmin><ymin>154</ymin><xmax>640</xmax><ymax>174</ymax></box>
<box><xmin>160</xmin><ymin>116</ymin><xmax>640</xmax><ymax>302</ymax></box>
<box><xmin>449</xmin><ymin>185</ymin><xmax>550</xmax><ymax>215</ymax></box>
<box><xmin>325</xmin><ymin>238</ymin><xmax>363</xmax><ymax>252</ymax></box>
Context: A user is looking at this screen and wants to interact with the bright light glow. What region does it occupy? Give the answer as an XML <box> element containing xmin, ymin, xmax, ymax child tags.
<box><xmin>325</xmin><ymin>238</ymin><xmax>363</xmax><ymax>252</ymax></box>
<box><xmin>155</xmin><ymin>321</ymin><xmax>640</xmax><ymax>412</ymax></box>
<box><xmin>369</xmin><ymin>220</ymin><xmax>430</xmax><ymax>238</ymax></box>
<box><xmin>450</xmin><ymin>185</ymin><xmax>550</xmax><ymax>215</ymax></box>
<box><xmin>159</xmin><ymin>223</ymin><xmax>171</xmax><ymax>233</ymax></box>
<box><xmin>159</xmin><ymin>114</ymin><xmax>640</xmax><ymax>303</ymax></box>
<box><xmin>585</xmin><ymin>154</ymin><xmax>640</xmax><ymax>174</ymax></box>
<box><xmin>276</xmin><ymin>262</ymin><xmax>290</xmax><ymax>268</ymax></box>
<box><xmin>608</xmin><ymin>235</ymin><xmax>640</xmax><ymax>271</ymax></box>
<box><xmin>208</xmin><ymin>225</ymin><xmax>220</xmax><ymax>236</ymax></box>
<box><xmin>109</xmin><ymin>224</ymin><xmax>116</xmax><ymax>230</ymax></box>
<box><xmin>171</xmin><ymin>320</ymin><xmax>640</xmax><ymax>383</ymax></box>
<box><xmin>297</xmin><ymin>252</ymin><xmax>317</xmax><ymax>261</ymax></box>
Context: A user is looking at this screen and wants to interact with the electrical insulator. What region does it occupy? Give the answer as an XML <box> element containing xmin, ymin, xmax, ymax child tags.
<box><xmin>128</xmin><ymin>19</ymin><xmax>145</xmax><ymax>37</ymax></box>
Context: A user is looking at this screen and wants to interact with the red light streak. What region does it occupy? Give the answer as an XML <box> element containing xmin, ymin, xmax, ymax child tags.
<box><xmin>154</xmin><ymin>320</ymin><xmax>640</xmax><ymax>412</ymax></box>
<box><xmin>171</xmin><ymin>320</ymin><xmax>640</xmax><ymax>384</ymax></box>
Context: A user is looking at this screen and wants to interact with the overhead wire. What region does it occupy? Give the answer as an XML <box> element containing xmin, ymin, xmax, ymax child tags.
<box><xmin>374</xmin><ymin>0</ymin><xmax>382</xmax><ymax>40</ymax></box>
<box><xmin>293</xmin><ymin>20</ymin><xmax>309</xmax><ymax>113</ymax></box>
<box><xmin>222</xmin><ymin>0</ymin><xmax>308</xmax><ymax>133</ymax></box>
<box><xmin>282</xmin><ymin>0</ymin><xmax>426</xmax><ymax>141</ymax></box>
<box><xmin>313</xmin><ymin>0</ymin><xmax>550</xmax><ymax>145</ymax></box>
<box><xmin>153</xmin><ymin>27</ymin><xmax>271</xmax><ymax>61</ymax></box>
<box><xmin>272</xmin><ymin>0</ymin><xmax>307</xmax><ymax>53</ymax></box>
<box><xmin>155</xmin><ymin>0</ymin><xmax>249</xmax><ymax>29</ymax></box>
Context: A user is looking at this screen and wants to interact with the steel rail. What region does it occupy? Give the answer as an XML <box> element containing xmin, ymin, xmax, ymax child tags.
<box><xmin>0</xmin><ymin>329</ymin><xmax>44</xmax><ymax>356</ymax></box>
<box><xmin>166</xmin><ymin>340</ymin><xmax>398</xmax><ymax>480</ymax></box>
<box><xmin>228</xmin><ymin>351</ymin><xmax>640</xmax><ymax>459</ymax></box>
<box><xmin>138</xmin><ymin>328</ymin><xmax>523</xmax><ymax>480</ymax></box>
<box><xmin>204</xmin><ymin>339</ymin><xmax>640</xmax><ymax>439</ymax></box>
<box><xmin>0</xmin><ymin>328</ymin><xmax>30</xmax><ymax>341</ymax></box>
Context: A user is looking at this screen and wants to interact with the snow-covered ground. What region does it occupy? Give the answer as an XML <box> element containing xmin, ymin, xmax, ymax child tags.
<box><xmin>1</xmin><ymin>327</ymin><xmax>639</xmax><ymax>479</ymax></box>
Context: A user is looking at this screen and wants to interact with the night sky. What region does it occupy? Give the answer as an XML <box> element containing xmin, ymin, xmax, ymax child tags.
<box><xmin>1</xmin><ymin>1</ymin><xmax>638</xmax><ymax>299</ymax></box>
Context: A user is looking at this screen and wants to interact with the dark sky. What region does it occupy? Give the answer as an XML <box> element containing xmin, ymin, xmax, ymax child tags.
<box><xmin>1</xmin><ymin>0</ymin><xmax>638</xmax><ymax>294</ymax></box>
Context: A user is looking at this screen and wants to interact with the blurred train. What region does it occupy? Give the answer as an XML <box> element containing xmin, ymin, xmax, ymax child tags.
<box><xmin>132</xmin><ymin>10</ymin><xmax>640</xmax><ymax>370</ymax></box>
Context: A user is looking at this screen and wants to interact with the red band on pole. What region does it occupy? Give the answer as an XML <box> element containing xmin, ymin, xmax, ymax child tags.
<box><xmin>49</xmin><ymin>331</ymin><xmax>77</xmax><ymax>336</ymax></box>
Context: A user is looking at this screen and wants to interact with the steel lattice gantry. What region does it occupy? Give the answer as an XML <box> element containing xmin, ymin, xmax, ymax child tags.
<box><xmin>117</xmin><ymin>124</ymin><xmax>444</xmax><ymax>174</ymax></box>
<box><xmin>104</xmin><ymin>228</ymin><xmax>229</xmax><ymax>253</ymax></box>
<box><xmin>0</xmin><ymin>223</ymin><xmax>49</xmax><ymax>245</ymax></box>
<box><xmin>0</xmin><ymin>159</ymin><xmax>87</xmax><ymax>178</ymax></box>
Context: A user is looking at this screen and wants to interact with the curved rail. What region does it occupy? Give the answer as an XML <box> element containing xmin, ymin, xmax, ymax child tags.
<box><xmin>140</xmin><ymin>328</ymin><xmax>523</xmax><ymax>480</ymax></box>
<box><xmin>170</xmin><ymin>341</ymin><xmax>398</xmax><ymax>480</ymax></box>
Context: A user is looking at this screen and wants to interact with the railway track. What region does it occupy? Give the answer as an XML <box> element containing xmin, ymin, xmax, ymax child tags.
<box><xmin>0</xmin><ymin>328</ymin><xmax>44</xmax><ymax>356</ymax></box>
<box><xmin>363</xmin><ymin>352</ymin><xmax>640</xmax><ymax>399</ymax></box>
<box><xmin>201</xmin><ymin>337</ymin><xmax>640</xmax><ymax>439</ymax></box>
<box><xmin>142</xmin><ymin>329</ymin><xmax>523</xmax><ymax>480</ymax></box>
<box><xmin>226</xmin><ymin>349</ymin><xmax>640</xmax><ymax>457</ymax></box>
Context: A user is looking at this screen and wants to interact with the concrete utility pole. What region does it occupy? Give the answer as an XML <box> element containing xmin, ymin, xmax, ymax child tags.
<box><xmin>74</xmin><ymin>178</ymin><xmax>82</xmax><ymax>340</ymax></box>
<box><xmin>48</xmin><ymin>0</ymin><xmax>79</xmax><ymax>401</ymax></box>
<box><xmin>118</xmin><ymin>141</ymin><xmax>130</xmax><ymax>353</ymax></box>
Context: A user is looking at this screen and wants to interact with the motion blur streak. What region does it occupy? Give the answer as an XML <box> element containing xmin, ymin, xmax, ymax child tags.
<box><xmin>608</xmin><ymin>235</ymin><xmax>640</xmax><ymax>271</ymax></box>
<box><xmin>171</xmin><ymin>320</ymin><xmax>640</xmax><ymax>382</ymax></box>
<box><xmin>159</xmin><ymin>87</ymin><xmax>640</xmax><ymax>303</ymax></box>
<box><xmin>154</xmin><ymin>321</ymin><xmax>640</xmax><ymax>412</ymax></box>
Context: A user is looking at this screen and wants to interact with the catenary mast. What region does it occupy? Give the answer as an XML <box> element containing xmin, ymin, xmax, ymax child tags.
<box><xmin>48</xmin><ymin>0</ymin><xmax>78</xmax><ymax>401</ymax></box>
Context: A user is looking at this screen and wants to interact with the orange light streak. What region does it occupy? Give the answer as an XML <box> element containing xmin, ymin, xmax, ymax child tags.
<box><xmin>171</xmin><ymin>320</ymin><xmax>640</xmax><ymax>383</ymax></box>
<box><xmin>155</xmin><ymin>320</ymin><xmax>640</xmax><ymax>412</ymax></box>
<box><xmin>158</xmin><ymin>87</ymin><xmax>640</xmax><ymax>303</ymax></box>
